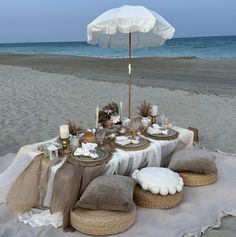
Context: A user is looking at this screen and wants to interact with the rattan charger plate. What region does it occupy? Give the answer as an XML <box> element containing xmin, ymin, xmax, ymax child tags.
<box><xmin>179</xmin><ymin>172</ymin><xmax>217</xmax><ymax>186</ymax></box>
<box><xmin>134</xmin><ymin>185</ymin><xmax>183</xmax><ymax>209</ymax></box>
<box><xmin>67</xmin><ymin>148</ymin><xmax>112</xmax><ymax>167</ymax></box>
<box><xmin>144</xmin><ymin>128</ymin><xmax>179</xmax><ymax>141</ymax></box>
<box><xmin>70</xmin><ymin>207</ymin><xmax>136</xmax><ymax>236</ymax></box>
<box><xmin>111</xmin><ymin>137</ymin><xmax>150</xmax><ymax>151</ymax></box>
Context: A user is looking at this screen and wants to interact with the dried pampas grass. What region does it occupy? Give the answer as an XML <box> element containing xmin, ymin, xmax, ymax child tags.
<box><xmin>138</xmin><ymin>100</ymin><xmax>151</xmax><ymax>117</ymax></box>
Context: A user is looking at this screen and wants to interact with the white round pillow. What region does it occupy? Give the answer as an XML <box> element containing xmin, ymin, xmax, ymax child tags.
<box><xmin>132</xmin><ymin>167</ymin><xmax>184</xmax><ymax>195</ymax></box>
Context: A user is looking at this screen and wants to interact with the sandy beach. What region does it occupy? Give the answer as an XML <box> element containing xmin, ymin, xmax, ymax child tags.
<box><xmin>1</xmin><ymin>54</ymin><xmax>236</xmax><ymax>96</ymax></box>
<box><xmin>0</xmin><ymin>0</ymin><xmax>235</xmax><ymax>235</ymax></box>
<box><xmin>0</xmin><ymin>54</ymin><xmax>236</xmax><ymax>236</ymax></box>
<box><xmin>0</xmin><ymin>54</ymin><xmax>235</xmax><ymax>156</ymax></box>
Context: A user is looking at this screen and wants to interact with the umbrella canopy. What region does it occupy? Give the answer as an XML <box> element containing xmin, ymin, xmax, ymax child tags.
<box><xmin>87</xmin><ymin>5</ymin><xmax>175</xmax><ymax>117</ymax></box>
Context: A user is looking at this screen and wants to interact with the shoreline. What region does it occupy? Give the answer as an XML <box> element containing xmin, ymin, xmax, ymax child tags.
<box><xmin>3</xmin><ymin>51</ymin><xmax>236</xmax><ymax>60</ymax></box>
<box><xmin>0</xmin><ymin>53</ymin><xmax>236</xmax><ymax>96</ymax></box>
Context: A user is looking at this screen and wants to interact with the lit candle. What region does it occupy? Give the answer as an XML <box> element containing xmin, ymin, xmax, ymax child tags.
<box><xmin>95</xmin><ymin>106</ymin><xmax>99</xmax><ymax>129</ymax></box>
<box><xmin>151</xmin><ymin>105</ymin><xmax>158</xmax><ymax>116</ymax></box>
<box><xmin>119</xmin><ymin>101</ymin><xmax>123</xmax><ymax>121</ymax></box>
<box><xmin>59</xmin><ymin>125</ymin><xmax>69</xmax><ymax>139</ymax></box>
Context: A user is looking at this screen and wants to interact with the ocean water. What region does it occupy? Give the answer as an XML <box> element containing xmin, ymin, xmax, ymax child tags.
<box><xmin>0</xmin><ymin>35</ymin><xmax>236</xmax><ymax>59</ymax></box>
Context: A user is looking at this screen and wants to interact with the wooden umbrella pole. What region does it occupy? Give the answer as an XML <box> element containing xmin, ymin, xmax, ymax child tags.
<box><xmin>128</xmin><ymin>33</ymin><xmax>132</xmax><ymax>118</ymax></box>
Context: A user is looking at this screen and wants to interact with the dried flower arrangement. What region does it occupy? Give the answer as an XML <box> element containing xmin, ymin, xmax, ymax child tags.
<box><xmin>138</xmin><ymin>100</ymin><xmax>151</xmax><ymax>117</ymax></box>
<box><xmin>68</xmin><ymin>121</ymin><xmax>82</xmax><ymax>135</ymax></box>
<box><xmin>99</xmin><ymin>102</ymin><xmax>120</xmax><ymax>128</ymax></box>
<box><xmin>103</xmin><ymin>102</ymin><xmax>119</xmax><ymax>114</ymax></box>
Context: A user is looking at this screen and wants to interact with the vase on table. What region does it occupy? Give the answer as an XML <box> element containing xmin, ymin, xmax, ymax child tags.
<box><xmin>141</xmin><ymin>117</ymin><xmax>151</xmax><ymax>129</ymax></box>
<box><xmin>70</xmin><ymin>135</ymin><xmax>80</xmax><ymax>149</ymax></box>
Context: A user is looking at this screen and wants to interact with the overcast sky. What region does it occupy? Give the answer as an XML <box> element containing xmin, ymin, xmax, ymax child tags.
<box><xmin>0</xmin><ymin>0</ymin><xmax>235</xmax><ymax>43</ymax></box>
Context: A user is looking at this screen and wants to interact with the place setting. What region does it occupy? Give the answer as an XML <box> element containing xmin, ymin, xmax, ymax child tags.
<box><xmin>144</xmin><ymin>124</ymin><xmax>179</xmax><ymax>141</ymax></box>
<box><xmin>111</xmin><ymin>135</ymin><xmax>150</xmax><ymax>151</ymax></box>
<box><xmin>69</xmin><ymin>142</ymin><xmax>112</xmax><ymax>167</ymax></box>
<box><xmin>56</xmin><ymin>125</ymin><xmax>113</xmax><ymax>167</ymax></box>
<box><xmin>136</xmin><ymin>100</ymin><xmax>179</xmax><ymax>141</ymax></box>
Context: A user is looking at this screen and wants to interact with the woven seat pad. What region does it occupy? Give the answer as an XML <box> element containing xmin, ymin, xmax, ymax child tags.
<box><xmin>179</xmin><ymin>172</ymin><xmax>217</xmax><ymax>186</ymax></box>
<box><xmin>134</xmin><ymin>185</ymin><xmax>183</xmax><ymax>209</ymax></box>
<box><xmin>70</xmin><ymin>207</ymin><xmax>136</xmax><ymax>236</ymax></box>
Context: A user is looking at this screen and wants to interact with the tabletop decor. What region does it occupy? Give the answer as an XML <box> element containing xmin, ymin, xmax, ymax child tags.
<box><xmin>68</xmin><ymin>121</ymin><xmax>82</xmax><ymax>136</ymax></box>
<box><xmin>138</xmin><ymin>100</ymin><xmax>152</xmax><ymax>129</ymax></box>
<box><xmin>81</xmin><ymin>132</ymin><xmax>96</xmax><ymax>144</ymax></box>
<box><xmin>74</xmin><ymin>143</ymin><xmax>99</xmax><ymax>159</ymax></box>
<box><xmin>37</xmin><ymin>143</ymin><xmax>63</xmax><ymax>160</ymax></box>
<box><xmin>144</xmin><ymin>125</ymin><xmax>179</xmax><ymax>141</ymax></box>
<box><xmin>127</xmin><ymin>117</ymin><xmax>145</xmax><ymax>135</ymax></box>
<box><xmin>99</xmin><ymin>102</ymin><xmax>121</xmax><ymax>128</ymax></box>
<box><xmin>68</xmin><ymin>121</ymin><xmax>83</xmax><ymax>148</ymax></box>
<box><xmin>68</xmin><ymin>147</ymin><xmax>112</xmax><ymax>167</ymax></box>
<box><xmin>138</xmin><ymin>100</ymin><xmax>151</xmax><ymax>117</ymax></box>
<box><xmin>111</xmin><ymin>135</ymin><xmax>150</xmax><ymax>151</ymax></box>
<box><xmin>150</xmin><ymin>105</ymin><xmax>158</xmax><ymax>125</ymax></box>
<box><xmin>59</xmin><ymin>125</ymin><xmax>70</xmax><ymax>150</ymax></box>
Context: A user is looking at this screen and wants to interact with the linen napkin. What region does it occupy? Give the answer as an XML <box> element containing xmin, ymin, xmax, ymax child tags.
<box><xmin>74</xmin><ymin>143</ymin><xmax>98</xmax><ymax>159</ymax></box>
<box><xmin>115</xmin><ymin>136</ymin><xmax>130</xmax><ymax>146</ymax></box>
<box><xmin>147</xmin><ymin>124</ymin><xmax>168</xmax><ymax>135</ymax></box>
<box><xmin>115</xmin><ymin>136</ymin><xmax>140</xmax><ymax>146</ymax></box>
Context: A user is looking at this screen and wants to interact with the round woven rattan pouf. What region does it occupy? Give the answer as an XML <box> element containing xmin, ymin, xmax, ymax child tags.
<box><xmin>70</xmin><ymin>207</ymin><xmax>136</xmax><ymax>236</ymax></box>
<box><xmin>179</xmin><ymin>172</ymin><xmax>217</xmax><ymax>186</ymax></box>
<box><xmin>134</xmin><ymin>185</ymin><xmax>183</xmax><ymax>209</ymax></box>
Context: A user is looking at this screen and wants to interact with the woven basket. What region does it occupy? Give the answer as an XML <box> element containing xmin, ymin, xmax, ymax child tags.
<box><xmin>70</xmin><ymin>207</ymin><xmax>136</xmax><ymax>236</ymax></box>
<box><xmin>81</xmin><ymin>132</ymin><xmax>97</xmax><ymax>144</ymax></box>
<box><xmin>134</xmin><ymin>185</ymin><xmax>183</xmax><ymax>209</ymax></box>
<box><xmin>179</xmin><ymin>172</ymin><xmax>217</xmax><ymax>187</ymax></box>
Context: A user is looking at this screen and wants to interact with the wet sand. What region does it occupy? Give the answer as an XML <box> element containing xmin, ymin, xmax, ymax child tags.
<box><xmin>0</xmin><ymin>53</ymin><xmax>236</xmax><ymax>96</ymax></box>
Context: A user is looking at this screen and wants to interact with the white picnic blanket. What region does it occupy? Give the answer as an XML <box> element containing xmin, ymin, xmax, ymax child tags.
<box><xmin>1</xmin><ymin>152</ymin><xmax>236</xmax><ymax>237</ymax></box>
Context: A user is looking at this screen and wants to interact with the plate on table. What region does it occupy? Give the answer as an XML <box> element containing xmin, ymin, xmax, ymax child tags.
<box><xmin>144</xmin><ymin>128</ymin><xmax>179</xmax><ymax>141</ymax></box>
<box><xmin>68</xmin><ymin>147</ymin><xmax>111</xmax><ymax>167</ymax></box>
<box><xmin>112</xmin><ymin>136</ymin><xmax>150</xmax><ymax>151</ymax></box>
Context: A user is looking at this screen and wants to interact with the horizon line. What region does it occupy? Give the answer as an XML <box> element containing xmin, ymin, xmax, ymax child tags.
<box><xmin>0</xmin><ymin>34</ymin><xmax>235</xmax><ymax>45</ymax></box>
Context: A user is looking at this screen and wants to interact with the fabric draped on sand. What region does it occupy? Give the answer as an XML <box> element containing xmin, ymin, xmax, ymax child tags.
<box><xmin>1</xmin><ymin>152</ymin><xmax>236</xmax><ymax>236</ymax></box>
<box><xmin>0</xmin><ymin>127</ymin><xmax>193</xmax><ymax>229</ymax></box>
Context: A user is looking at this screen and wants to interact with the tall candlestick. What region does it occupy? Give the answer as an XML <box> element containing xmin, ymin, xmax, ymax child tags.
<box><xmin>151</xmin><ymin>105</ymin><xmax>158</xmax><ymax>116</ymax></box>
<box><xmin>119</xmin><ymin>101</ymin><xmax>123</xmax><ymax>121</ymax></box>
<box><xmin>95</xmin><ymin>106</ymin><xmax>99</xmax><ymax>129</ymax></box>
<box><xmin>59</xmin><ymin>125</ymin><xmax>69</xmax><ymax>139</ymax></box>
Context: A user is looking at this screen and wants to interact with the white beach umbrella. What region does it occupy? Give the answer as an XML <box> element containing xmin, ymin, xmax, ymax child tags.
<box><xmin>87</xmin><ymin>5</ymin><xmax>175</xmax><ymax>118</ymax></box>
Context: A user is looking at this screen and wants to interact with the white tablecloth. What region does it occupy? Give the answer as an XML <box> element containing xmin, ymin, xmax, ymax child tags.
<box><xmin>104</xmin><ymin>127</ymin><xmax>193</xmax><ymax>175</ymax></box>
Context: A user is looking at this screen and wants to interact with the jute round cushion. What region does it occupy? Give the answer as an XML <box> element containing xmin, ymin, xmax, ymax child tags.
<box><xmin>134</xmin><ymin>185</ymin><xmax>183</xmax><ymax>209</ymax></box>
<box><xmin>70</xmin><ymin>207</ymin><xmax>136</xmax><ymax>236</ymax></box>
<box><xmin>179</xmin><ymin>172</ymin><xmax>217</xmax><ymax>186</ymax></box>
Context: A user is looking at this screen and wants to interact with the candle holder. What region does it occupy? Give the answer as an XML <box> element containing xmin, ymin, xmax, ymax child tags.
<box><xmin>151</xmin><ymin>115</ymin><xmax>157</xmax><ymax>125</ymax></box>
<box><xmin>60</xmin><ymin>137</ymin><xmax>70</xmax><ymax>153</ymax></box>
